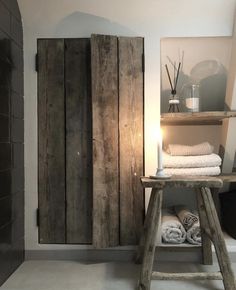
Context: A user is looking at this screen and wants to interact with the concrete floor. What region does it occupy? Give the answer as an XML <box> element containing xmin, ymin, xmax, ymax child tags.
<box><xmin>1</xmin><ymin>260</ymin><xmax>235</xmax><ymax>290</ymax></box>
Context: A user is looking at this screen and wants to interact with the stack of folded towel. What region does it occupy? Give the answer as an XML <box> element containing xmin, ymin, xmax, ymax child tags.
<box><xmin>163</xmin><ymin>142</ymin><xmax>222</xmax><ymax>176</ymax></box>
<box><xmin>161</xmin><ymin>205</ymin><xmax>201</xmax><ymax>245</ymax></box>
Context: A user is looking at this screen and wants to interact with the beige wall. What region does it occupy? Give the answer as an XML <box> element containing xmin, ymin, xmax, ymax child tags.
<box><xmin>18</xmin><ymin>0</ymin><xmax>236</xmax><ymax>251</ymax></box>
<box><xmin>163</xmin><ymin>125</ymin><xmax>221</xmax><ymax>152</ymax></box>
<box><xmin>161</xmin><ymin>37</ymin><xmax>232</xmax><ymax>112</ymax></box>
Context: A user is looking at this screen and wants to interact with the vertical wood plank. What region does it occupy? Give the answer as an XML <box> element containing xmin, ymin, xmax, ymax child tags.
<box><xmin>119</xmin><ymin>37</ymin><xmax>144</xmax><ymax>245</ymax></box>
<box><xmin>38</xmin><ymin>39</ymin><xmax>66</xmax><ymax>243</ymax></box>
<box><xmin>91</xmin><ymin>34</ymin><xmax>119</xmax><ymax>248</ymax></box>
<box><xmin>136</xmin><ymin>188</ymin><xmax>155</xmax><ymax>264</ymax></box>
<box><xmin>196</xmin><ymin>189</ymin><xmax>213</xmax><ymax>265</ymax></box>
<box><xmin>138</xmin><ymin>188</ymin><xmax>163</xmax><ymax>290</ymax></box>
<box><xmin>65</xmin><ymin>39</ymin><xmax>92</xmax><ymax>244</ymax></box>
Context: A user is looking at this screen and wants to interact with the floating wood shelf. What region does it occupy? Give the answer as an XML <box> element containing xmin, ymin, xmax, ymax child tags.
<box><xmin>161</xmin><ymin>111</ymin><xmax>236</xmax><ymax>126</ymax></box>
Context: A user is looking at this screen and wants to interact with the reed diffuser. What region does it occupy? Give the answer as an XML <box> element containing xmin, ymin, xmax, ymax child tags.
<box><xmin>165</xmin><ymin>62</ymin><xmax>181</xmax><ymax>112</ymax></box>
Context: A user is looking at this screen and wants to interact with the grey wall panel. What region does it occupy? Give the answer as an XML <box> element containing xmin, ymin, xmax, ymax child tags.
<box><xmin>0</xmin><ymin>0</ymin><xmax>24</xmax><ymax>286</ymax></box>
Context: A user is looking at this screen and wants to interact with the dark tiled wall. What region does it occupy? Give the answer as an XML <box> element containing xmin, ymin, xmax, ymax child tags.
<box><xmin>0</xmin><ymin>0</ymin><xmax>24</xmax><ymax>285</ymax></box>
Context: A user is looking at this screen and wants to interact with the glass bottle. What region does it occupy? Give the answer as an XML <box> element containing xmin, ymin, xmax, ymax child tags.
<box><xmin>185</xmin><ymin>84</ymin><xmax>200</xmax><ymax>112</ymax></box>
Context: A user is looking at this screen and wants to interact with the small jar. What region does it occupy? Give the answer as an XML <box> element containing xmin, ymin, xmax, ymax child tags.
<box><xmin>184</xmin><ymin>84</ymin><xmax>200</xmax><ymax>112</ymax></box>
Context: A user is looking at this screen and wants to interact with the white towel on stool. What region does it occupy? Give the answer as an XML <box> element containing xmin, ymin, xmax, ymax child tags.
<box><xmin>186</xmin><ymin>221</ymin><xmax>202</xmax><ymax>245</ymax></box>
<box><xmin>163</xmin><ymin>166</ymin><xmax>221</xmax><ymax>176</ymax></box>
<box><xmin>166</xmin><ymin>142</ymin><xmax>214</xmax><ymax>156</ymax></box>
<box><xmin>162</xmin><ymin>208</ymin><xmax>186</xmax><ymax>244</ymax></box>
<box><xmin>163</xmin><ymin>152</ymin><xmax>221</xmax><ymax>168</ymax></box>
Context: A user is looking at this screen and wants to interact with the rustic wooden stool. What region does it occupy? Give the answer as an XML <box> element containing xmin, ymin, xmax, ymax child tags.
<box><xmin>136</xmin><ymin>176</ymin><xmax>236</xmax><ymax>290</ymax></box>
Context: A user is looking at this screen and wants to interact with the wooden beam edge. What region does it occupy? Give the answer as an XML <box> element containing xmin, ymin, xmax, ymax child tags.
<box><xmin>151</xmin><ymin>271</ymin><xmax>222</xmax><ymax>280</ymax></box>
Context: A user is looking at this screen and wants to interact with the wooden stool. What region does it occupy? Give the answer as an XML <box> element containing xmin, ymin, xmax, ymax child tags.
<box><xmin>136</xmin><ymin>176</ymin><xmax>236</xmax><ymax>290</ymax></box>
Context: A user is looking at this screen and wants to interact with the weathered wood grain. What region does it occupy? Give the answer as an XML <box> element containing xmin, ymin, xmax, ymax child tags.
<box><xmin>152</xmin><ymin>271</ymin><xmax>222</xmax><ymax>280</ymax></box>
<box><xmin>65</xmin><ymin>39</ymin><xmax>92</xmax><ymax>244</ymax></box>
<box><xmin>138</xmin><ymin>188</ymin><xmax>163</xmax><ymax>290</ymax></box>
<box><xmin>137</xmin><ymin>178</ymin><xmax>235</xmax><ymax>289</ymax></box>
<box><xmin>141</xmin><ymin>176</ymin><xmax>223</xmax><ymax>189</ymax></box>
<box><xmin>196</xmin><ymin>189</ymin><xmax>212</xmax><ymax>265</ymax></box>
<box><xmin>91</xmin><ymin>34</ymin><xmax>119</xmax><ymax>248</ymax></box>
<box><xmin>38</xmin><ymin>39</ymin><xmax>66</xmax><ymax>243</ymax></box>
<box><xmin>136</xmin><ymin>187</ymin><xmax>156</xmax><ymax>264</ymax></box>
<box><xmin>218</xmin><ymin>173</ymin><xmax>236</xmax><ymax>183</ymax></box>
<box><xmin>119</xmin><ymin>37</ymin><xmax>144</xmax><ymax>245</ymax></box>
<box><xmin>201</xmin><ymin>187</ymin><xmax>236</xmax><ymax>290</ymax></box>
<box><xmin>161</xmin><ymin>111</ymin><xmax>236</xmax><ymax>126</ymax></box>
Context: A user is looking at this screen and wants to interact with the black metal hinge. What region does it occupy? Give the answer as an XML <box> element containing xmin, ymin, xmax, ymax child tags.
<box><xmin>35</xmin><ymin>53</ymin><xmax>39</xmax><ymax>72</ymax></box>
<box><xmin>142</xmin><ymin>53</ymin><xmax>145</xmax><ymax>73</ymax></box>
<box><xmin>36</xmin><ymin>208</ymin><xmax>40</xmax><ymax>227</ymax></box>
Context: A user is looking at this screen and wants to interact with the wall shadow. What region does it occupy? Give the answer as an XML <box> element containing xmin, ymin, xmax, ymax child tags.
<box><xmin>55</xmin><ymin>11</ymin><xmax>137</xmax><ymax>38</ymax></box>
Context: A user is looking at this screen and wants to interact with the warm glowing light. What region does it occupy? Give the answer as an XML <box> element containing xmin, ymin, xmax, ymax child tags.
<box><xmin>158</xmin><ymin>128</ymin><xmax>164</xmax><ymax>140</ymax></box>
<box><xmin>150</xmin><ymin>127</ymin><xmax>164</xmax><ymax>141</ymax></box>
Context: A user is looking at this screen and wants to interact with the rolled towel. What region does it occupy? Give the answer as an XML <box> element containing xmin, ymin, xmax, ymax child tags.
<box><xmin>162</xmin><ymin>208</ymin><xmax>186</xmax><ymax>244</ymax></box>
<box><xmin>186</xmin><ymin>221</ymin><xmax>202</xmax><ymax>245</ymax></box>
<box><xmin>163</xmin><ymin>166</ymin><xmax>221</xmax><ymax>176</ymax></box>
<box><xmin>163</xmin><ymin>152</ymin><xmax>221</xmax><ymax>168</ymax></box>
<box><xmin>174</xmin><ymin>205</ymin><xmax>198</xmax><ymax>230</ymax></box>
<box><xmin>167</xmin><ymin>142</ymin><xmax>214</xmax><ymax>156</ymax></box>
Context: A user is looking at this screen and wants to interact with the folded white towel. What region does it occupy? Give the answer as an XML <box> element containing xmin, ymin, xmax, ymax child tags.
<box><xmin>163</xmin><ymin>166</ymin><xmax>221</xmax><ymax>176</ymax></box>
<box><xmin>166</xmin><ymin>142</ymin><xmax>214</xmax><ymax>156</ymax></box>
<box><xmin>163</xmin><ymin>151</ymin><xmax>222</xmax><ymax>168</ymax></box>
<box><xmin>162</xmin><ymin>209</ymin><xmax>186</xmax><ymax>244</ymax></box>
<box><xmin>186</xmin><ymin>221</ymin><xmax>201</xmax><ymax>245</ymax></box>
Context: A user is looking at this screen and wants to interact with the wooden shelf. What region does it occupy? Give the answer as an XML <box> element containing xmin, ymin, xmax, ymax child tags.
<box><xmin>155</xmin><ymin>232</ymin><xmax>236</xmax><ymax>251</ymax></box>
<box><xmin>161</xmin><ymin>111</ymin><xmax>236</xmax><ymax>126</ymax></box>
<box><xmin>219</xmin><ymin>173</ymin><xmax>236</xmax><ymax>183</ymax></box>
<box><xmin>157</xmin><ymin>242</ymin><xmax>201</xmax><ymax>249</ymax></box>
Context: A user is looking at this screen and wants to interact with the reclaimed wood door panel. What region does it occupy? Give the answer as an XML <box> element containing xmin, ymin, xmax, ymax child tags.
<box><xmin>38</xmin><ymin>39</ymin><xmax>66</xmax><ymax>243</ymax></box>
<box><xmin>91</xmin><ymin>34</ymin><xmax>120</xmax><ymax>248</ymax></box>
<box><xmin>38</xmin><ymin>36</ymin><xmax>144</xmax><ymax>246</ymax></box>
<box><xmin>119</xmin><ymin>37</ymin><xmax>144</xmax><ymax>245</ymax></box>
<box><xmin>65</xmin><ymin>39</ymin><xmax>92</xmax><ymax>244</ymax></box>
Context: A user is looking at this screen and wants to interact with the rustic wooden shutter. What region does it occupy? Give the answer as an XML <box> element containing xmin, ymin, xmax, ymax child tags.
<box><xmin>38</xmin><ymin>36</ymin><xmax>144</xmax><ymax>247</ymax></box>
<box><xmin>38</xmin><ymin>39</ymin><xmax>66</xmax><ymax>243</ymax></box>
<box><xmin>65</xmin><ymin>39</ymin><xmax>93</xmax><ymax>244</ymax></box>
<box><xmin>91</xmin><ymin>35</ymin><xmax>144</xmax><ymax>248</ymax></box>
<box><xmin>91</xmin><ymin>35</ymin><xmax>120</xmax><ymax>248</ymax></box>
<box><xmin>119</xmin><ymin>37</ymin><xmax>144</xmax><ymax>245</ymax></box>
<box><xmin>38</xmin><ymin>39</ymin><xmax>93</xmax><ymax>244</ymax></box>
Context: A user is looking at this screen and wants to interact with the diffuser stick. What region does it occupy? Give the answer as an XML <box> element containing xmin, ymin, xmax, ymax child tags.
<box><xmin>173</xmin><ymin>61</ymin><xmax>176</xmax><ymax>85</ymax></box>
<box><xmin>174</xmin><ymin>62</ymin><xmax>181</xmax><ymax>91</ymax></box>
<box><xmin>165</xmin><ymin>64</ymin><xmax>174</xmax><ymax>92</ymax></box>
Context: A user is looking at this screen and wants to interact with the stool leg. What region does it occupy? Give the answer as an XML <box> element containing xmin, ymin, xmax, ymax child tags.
<box><xmin>138</xmin><ymin>188</ymin><xmax>163</xmax><ymax>290</ymax></box>
<box><xmin>201</xmin><ymin>187</ymin><xmax>236</xmax><ymax>290</ymax></box>
<box><xmin>196</xmin><ymin>189</ymin><xmax>213</xmax><ymax>265</ymax></box>
<box><xmin>136</xmin><ymin>189</ymin><xmax>156</xmax><ymax>264</ymax></box>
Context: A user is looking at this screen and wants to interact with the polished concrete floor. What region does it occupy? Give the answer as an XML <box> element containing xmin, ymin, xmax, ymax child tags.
<box><xmin>1</xmin><ymin>260</ymin><xmax>235</xmax><ymax>290</ymax></box>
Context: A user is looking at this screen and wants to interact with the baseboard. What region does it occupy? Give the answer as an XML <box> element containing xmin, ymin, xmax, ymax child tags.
<box><xmin>25</xmin><ymin>248</ymin><xmax>202</xmax><ymax>263</ymax></box>
<box><xmin>25</xmin><ymin>249</ymin><xmax>135</xmax><ymax>262</ymax></box>
<box><xmin>25</xmin><ymin>248</ymin><xmax>236</xmax><ymax>263</ymax></box>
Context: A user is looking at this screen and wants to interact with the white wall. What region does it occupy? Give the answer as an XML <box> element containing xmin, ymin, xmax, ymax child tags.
<box><xmin>18</xmin><ymin>0</ymin><xmax>236</xmax><ymax>251</ymax></box>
